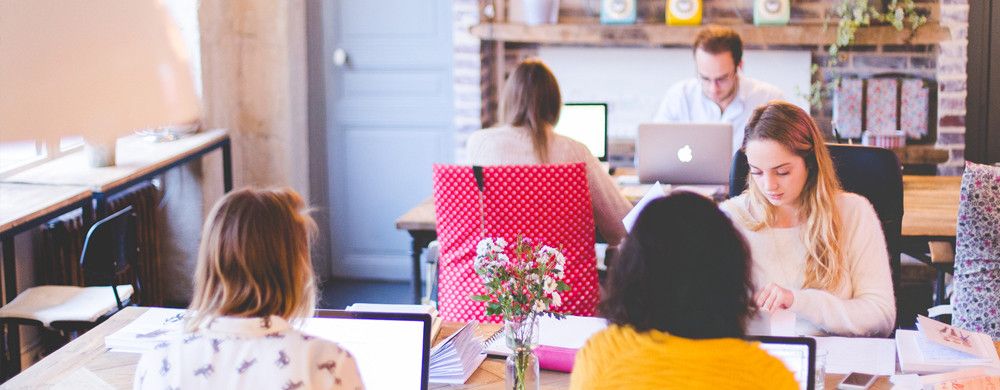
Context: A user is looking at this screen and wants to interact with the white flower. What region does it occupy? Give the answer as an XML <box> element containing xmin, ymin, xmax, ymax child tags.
<box><xmin>496</xmin><ymin>237</ymin><xmax>508</xmax><ymax>248</ymax></box>
<box><xmin>543</xmin><ymin>276</ymin><xmax>557</xmax><ymax>294</ymax></box>
<box><xmin>550</xmin><ymin>291</ymin><xmax>562</xmax><ymax>307</ymax></box>
<box><xmin>532</xmin><ymin>299</ymin><xmax>548</xmax><ymax>313</ymax></box>
<box><xmin>526</xmin><ymin>274</ymin><xmax>541</xmax><ymax>284</ymax></box>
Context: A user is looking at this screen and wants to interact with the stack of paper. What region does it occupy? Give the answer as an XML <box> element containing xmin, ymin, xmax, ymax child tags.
<box><xmin>428</xmin><ymin>322</ymin><xmax>486</xmax><ymax>384</ymax></box>
<box><xmin>896</xmin><ymin>316</ymin><xmax>1000</xmax><ymax>374</ymax></box>
<box><xmin>346</xmin><ymin>303</ymin><xmax>443</xmax><ymax>341</ymax></box>
<box><xmin>104</xmin><ymin>307</ymin><xmax>187</xmax><ymax>353</ymax></box>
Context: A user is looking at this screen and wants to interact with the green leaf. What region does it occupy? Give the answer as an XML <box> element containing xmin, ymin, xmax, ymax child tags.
<box><xmin>470</xmin><ymin>294</ymin><xmax>491</xmax><ymax>302</ymax></box>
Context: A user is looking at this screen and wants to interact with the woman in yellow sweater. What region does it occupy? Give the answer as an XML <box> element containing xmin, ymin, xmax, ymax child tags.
<box><xmin>570</xmin><ymin>192</ymin><xmax>797</xmax><ymax>390</ymax></box>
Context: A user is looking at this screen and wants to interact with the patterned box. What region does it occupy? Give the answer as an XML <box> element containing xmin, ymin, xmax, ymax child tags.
<box><xmin>833</xmin><ymin>79</ymin><xmax>864</xmax><ymax>139</ymax></box>
<box><xmin>866</xmin><ymin>78</ymin><xmax>899</xmax><ymax>133</ymax></box>
<box><xmin>900</xmin><ymin>79</ymin><xmax>930</xmax><ymax>140</ymax></box>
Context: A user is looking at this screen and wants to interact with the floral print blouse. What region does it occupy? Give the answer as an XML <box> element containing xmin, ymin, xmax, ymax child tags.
<box><xmin>134</xmin><ymin>315</ymin><xmax>364</xmax><ymax>390</ymax></box>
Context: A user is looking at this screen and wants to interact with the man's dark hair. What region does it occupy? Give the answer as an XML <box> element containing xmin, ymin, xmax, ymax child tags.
<box><xmin>599</xmin><ymin>192</ymin><xmax>755</xmax><ymax>339</ymax></box>
<box><xmin>693</xmin><ymin>25</ymin><xmax>743</xmax><ymax>65</ymax></box>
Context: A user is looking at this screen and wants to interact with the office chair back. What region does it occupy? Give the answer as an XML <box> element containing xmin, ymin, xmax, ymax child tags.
<box><xmin>729</xmin><ymin>144</ymin><xmax>904</xmax><ymax>289</ymax></box>
<box><xmin>432</xmin><ymin>163</ymin><xmax>599</xmax><ymax>322</ymax></box>
<box><xmin>79</xmin><ymin>205</ymin><xmax>139</xmax><ymax>308</ymax></box>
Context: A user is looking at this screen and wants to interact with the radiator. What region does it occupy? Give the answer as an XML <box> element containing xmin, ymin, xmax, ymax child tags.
<box><xmin>36</xmin><ymin>181</ymin><xmax>165</xmax><ymax>306</ymax></box>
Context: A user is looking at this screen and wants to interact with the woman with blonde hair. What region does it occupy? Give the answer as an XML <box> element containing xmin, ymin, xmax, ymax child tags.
<box><xmin>134</xmin><ymin>188</ymin><xmax>364</xmax><ymax>389</ymax></box>
<box><xmin>719</xmin><ymin>101</ymin><xmax>895</xmax><ymax>336</ymax></box>
<box><xmin>465</xmin><ymin>58</ymin><xmax>632</xmax><ymax>246</ymax></box>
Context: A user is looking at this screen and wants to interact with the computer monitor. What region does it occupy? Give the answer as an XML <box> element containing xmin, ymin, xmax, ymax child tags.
<box><xmin>554</xmin><ymin>102</ymin><xmax>608</xmax><ymax>161</ymax></box>
<box><xmin>303</xmin><ymin>310</ymin><xmax>432</xmax><ymax>390</ymax></box>
<box><xmin>750</xmin><ymin>336</ymin><xmax>817</xmax><ymax>390</ymax></box>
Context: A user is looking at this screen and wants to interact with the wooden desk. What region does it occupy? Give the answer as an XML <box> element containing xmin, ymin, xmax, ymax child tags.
<box><xmin>10</xmin><ymin>307</ymin><xmax>999</xmax><ymax>389</ymax></box>
<box><xmin>2</xmin><ymin>129</ymin><xmax>233</xmax><ymax>215</ymax></box>
<box><xmin>395</xmin><ymin>175</ymin><xmax>963</xmax><ymax>303</ymax></box>
<box><xmin>0</xmin><ymin>183</ymin><xmax>94</xmax><ymax>378</ymax></box>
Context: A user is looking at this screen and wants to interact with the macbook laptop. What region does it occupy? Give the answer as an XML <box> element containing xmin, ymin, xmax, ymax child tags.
<box><xmin>303</xmin><ymin>310</ymin><xmax>432</xmax><ymax>390</ymax></box>
<box><xmin>750</xmin><ymin>336</ymin><xmax>817</xmax><ymax>390</ymax></box>
<box><xmin>636</xmin><ymin>123</ymin><xmax>732</xmax><ymax>184</ymax></box>
<box><xmin>554</xmin><ymin>102</ymin><xmax>608</xmax><ymax>161</ymax></box>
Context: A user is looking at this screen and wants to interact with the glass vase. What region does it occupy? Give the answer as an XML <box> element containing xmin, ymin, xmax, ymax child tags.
<box><xmin>504</xmin><ymin>315</ymin><xmax>540</xmax><ymax>390</ymax></box>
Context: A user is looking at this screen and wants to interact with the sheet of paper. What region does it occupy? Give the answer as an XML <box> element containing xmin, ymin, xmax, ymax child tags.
<box><xmin>815</xmin><ymin>337</ymin><xmax>896</xmax><ymax>375</ymax></box>
<box><xmin>622</xmin><ymin>181</ymin><xmax>666</xmax><ymax>232</ymax></box>
<box><xmin>746</xmin><ymin>310</ymin><xmax>796</xmax><ymax>336</ymax></box>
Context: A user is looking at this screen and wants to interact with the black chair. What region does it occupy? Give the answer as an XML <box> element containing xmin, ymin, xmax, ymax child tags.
<box><xmin>0</xmin><ymin>206</ymin><xmax>140</xmax><ymax>377</ymax></box>
<box><xmin>728</xmin><ymin>144</ymin><xmax>904</xmax><ymax>296</ymax></box>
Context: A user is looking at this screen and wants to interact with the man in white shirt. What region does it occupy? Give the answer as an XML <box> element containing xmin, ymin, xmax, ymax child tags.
<box><xmin>653</xmin><ymin>25</ymin><xmax>784</xmax><ymax>154</ymax></box>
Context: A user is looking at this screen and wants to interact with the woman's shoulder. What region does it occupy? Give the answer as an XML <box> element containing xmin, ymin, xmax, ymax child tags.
<box><xmin>718</xmin><ymin>194</ymin><xmax>754</xmax><ymax>227</ymax></box>
<box><xmin>835</xmin><ymin>192</ymin><xmax>879</xmax><ymax>221</ymax></box>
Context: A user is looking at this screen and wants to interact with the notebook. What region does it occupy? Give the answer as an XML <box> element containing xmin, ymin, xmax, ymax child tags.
<box><xmin>427</xmin><ymin>322</ymin><xmax>486</xmax><ymax>384</ymax></box>
<box><xmin>636</xmin><ymin>123</ymin><xmax>732</xmax><ymax>185</ymax></box>
<box><xmin>896</xmin><ymin>315</ymin><xmax>1000</xmax><ymax>374</ymax></box>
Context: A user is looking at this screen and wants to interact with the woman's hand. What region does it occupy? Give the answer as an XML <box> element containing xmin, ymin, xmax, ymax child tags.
<box><xmin>755</xmin><ymin>283</ymin><xmax>795</xmax><ymax>312</ymax></box>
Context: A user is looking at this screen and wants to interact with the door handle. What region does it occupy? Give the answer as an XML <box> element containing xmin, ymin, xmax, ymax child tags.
<box><xmin>333</xmin><ymin>48</ymin><xmax>348</xmax><ymax>66</ymax></box>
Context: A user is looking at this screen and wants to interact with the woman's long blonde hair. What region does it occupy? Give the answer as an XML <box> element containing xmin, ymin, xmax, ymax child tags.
<box><xmin>186</xmin><ymin>187</ymin><xmax>317</xmax><ymax>330</ymax></box>
<box><xmin>742</xmin><ymin>101</ymin><xmax>845</xmax><ymax>290</ymax></box>
<box><xmin>498</xmin><ymin>58</ymin><xmax>562</xmax><ymax>163</ymax></box>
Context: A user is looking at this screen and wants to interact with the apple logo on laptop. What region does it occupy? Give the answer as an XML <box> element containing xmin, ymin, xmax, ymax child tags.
<box><xmin>677</xmin><ymin>145</ymin><xmax>693</xmax><ymax>163</ymax></box>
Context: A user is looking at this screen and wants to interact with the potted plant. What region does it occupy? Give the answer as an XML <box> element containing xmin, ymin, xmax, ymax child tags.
<box><xmin>805</xmin><ymin>0</ymin><xmax>928</xmax><ymax>109</ymax></box>
<box><xmin>471</xmin><ymin>236</ymin><xmax>571</xmax><ymax>390</ymax></box>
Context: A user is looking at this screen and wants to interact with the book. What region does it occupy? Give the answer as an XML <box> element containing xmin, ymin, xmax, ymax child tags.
<box><xmin>485</xmin><ymin>315</ymin><xmax>607</xmax><ymax>357</ymax></box>
<box><xmin>896</xmin><ymin>316</ymin><xmax>1000</xmax><ymax>374</ymax></box>
<box><xmin>428</xmin><ymin>322</ymin><xmax>486</xmax><ymax>384</ymax></box>
<box><xmin>346</xmin><ymin>303</ymin><xmax>443</xmax><ymax>342</ymax></box>
<box><xmin>104</xmin><ymin>307</ymin><xmax>187</xmax><ymax>353</ymax></box>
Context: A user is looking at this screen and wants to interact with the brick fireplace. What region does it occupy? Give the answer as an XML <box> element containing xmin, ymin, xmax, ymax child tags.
<box><xmin>452</xmin><ymin>0</ymin><xmax>968</xmax><ymax>174</ymax></box>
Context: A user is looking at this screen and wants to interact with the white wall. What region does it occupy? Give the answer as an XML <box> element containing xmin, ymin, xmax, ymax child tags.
<box><xmin>538</xmin><ymin>47</ymin><xmax>811</xmax><ymax>139</ymax></box>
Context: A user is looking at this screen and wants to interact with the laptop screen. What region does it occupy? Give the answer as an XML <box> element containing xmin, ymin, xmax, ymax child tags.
<box><xmin>752</xmin><ymin>336</ymin><xmax>816</xmax><ymax>390</ymax></box>
<box><xmin>303</xmin><ymin>310</ymin><xmax>431</xmax><ymax>390</ymax></box>
<box><xmin>554</xmin><ymin>102</ymin><xmax>608</xmax><ymax>161</ymax></box>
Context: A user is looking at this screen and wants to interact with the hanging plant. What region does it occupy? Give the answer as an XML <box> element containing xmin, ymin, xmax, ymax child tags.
<box><xmin>804</xmin><ymin>0</ymin><xmax>928</xmax><ymax>109</ymax></box>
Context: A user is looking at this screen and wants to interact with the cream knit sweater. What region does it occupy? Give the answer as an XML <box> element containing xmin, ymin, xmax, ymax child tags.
<box><xmin>720</xmin><ymin>192</ymin><xmax>896</xmax><ymax>337</ymax></box>
<box><xmin>465</xmin><ymin>125</ymin><xmax>631</xmax><ymax>246</ymax></box>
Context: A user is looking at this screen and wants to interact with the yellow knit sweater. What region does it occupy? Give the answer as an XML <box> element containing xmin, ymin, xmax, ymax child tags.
<box><xmin>569</xmin><ymin>325</ymin><xmax>799</xmax><ymax>390</ymax></box>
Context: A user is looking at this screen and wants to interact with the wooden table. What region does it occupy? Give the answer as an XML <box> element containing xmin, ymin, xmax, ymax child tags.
<box><xmin>9</xmin><ymin>307</ymin><xmax>998</xmax><ymax>389</ymax></box>
<box><xmin>2</xmin><ymin>129</ymin><xmax>233</xmax><ymax>215</ymax></box>
<box><xmin>0</xmin><ymin>130</ymin><xmax>233</xmax><ymax>377</ymax></box>
<box><xmin>395</xmin><ymin>175</ymin><xmax>963</xmax><ymax>303</ymax></box>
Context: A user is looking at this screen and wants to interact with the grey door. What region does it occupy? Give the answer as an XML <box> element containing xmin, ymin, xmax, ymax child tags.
<box><xmin>321</xmin><ymin>1</ymin><xmax>454</xmax><ymax>284</ymax></box>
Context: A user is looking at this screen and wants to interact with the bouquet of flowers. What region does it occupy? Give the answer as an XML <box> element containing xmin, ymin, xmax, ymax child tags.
<box><xmin>470</xmin><ymin>235</ymin><xmax>572</xmax><ymax>320</ymax></box>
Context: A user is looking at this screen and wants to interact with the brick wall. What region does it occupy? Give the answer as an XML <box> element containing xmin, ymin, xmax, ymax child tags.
<box><xmin>456</xmin><ymin>0</ymin><xmax>968</xmax><ymax>173</ymax></box>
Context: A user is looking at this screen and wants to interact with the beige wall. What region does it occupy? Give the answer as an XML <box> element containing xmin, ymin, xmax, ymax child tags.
<box><xmin>198</xmin><ymin>0</ymin><xmax>310</xmax><ymax>201</ymax></box>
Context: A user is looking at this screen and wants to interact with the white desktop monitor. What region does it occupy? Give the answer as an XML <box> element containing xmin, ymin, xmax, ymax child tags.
<box><xmin>751</xmin><ymin>336</ymin><xmax>816</xmax><ymax>390</ymax></box>
<box><xmin>302</xmin><ymin>310</ymin><xmax>431</xmax><ymax>390</ymax></box>
<box><xmin>554</xmin><ymin>102</ymin><xmax>608</xmax><ymax>161</ymax></box>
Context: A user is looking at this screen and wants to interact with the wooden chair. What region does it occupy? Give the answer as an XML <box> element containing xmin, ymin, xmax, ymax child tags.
<box><xmin>0</xmin><ymin>206</ymin><xmax>140</xmax><ymax>377</ymax></box>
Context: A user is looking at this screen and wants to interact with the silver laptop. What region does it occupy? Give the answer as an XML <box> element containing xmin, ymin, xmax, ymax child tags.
<box><xmin>636</xmin><ymin>123</ymin><xmax>732</xmax><ymax>185</ymax></box>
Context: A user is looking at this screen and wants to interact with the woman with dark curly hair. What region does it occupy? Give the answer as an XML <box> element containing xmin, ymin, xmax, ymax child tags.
<box><xmin>569</xmin><ymin>192</ymin><xmax>795</xmax><ymax>389</ymax></box>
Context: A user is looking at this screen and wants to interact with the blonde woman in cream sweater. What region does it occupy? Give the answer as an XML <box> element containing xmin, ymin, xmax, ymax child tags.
<box><xmin>465</xmin><ymin>58</ymin><xmax>631</xmax><ymax>246</ymax></box>
<box><xmin>719</xmin><ymin>101</ymin><xmax>895</xmax><ymax>337</ymax></box>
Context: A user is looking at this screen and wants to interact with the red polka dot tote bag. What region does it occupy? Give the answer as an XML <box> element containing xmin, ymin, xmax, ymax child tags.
<box><xmin>432</xmin><ymin>163</ymin><xmax>599</xmax><ymax>322</ymax></box>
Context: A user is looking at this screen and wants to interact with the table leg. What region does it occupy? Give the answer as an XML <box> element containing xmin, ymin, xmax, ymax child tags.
<box><xmin>408</xmin><ymin>231</ymin><xmax>436</xmax><ymax>304</ymax></box>
<box><xmin>1</xmin><ymin>237</ymin><xmax>20</xmax><ymax>379</ymax></box>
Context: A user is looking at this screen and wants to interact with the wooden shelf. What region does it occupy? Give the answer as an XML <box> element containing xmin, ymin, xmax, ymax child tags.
<box><xmin>470</xmin><ymin>22</ymin><xmax>951</xmax><ymax>47</ymax></box>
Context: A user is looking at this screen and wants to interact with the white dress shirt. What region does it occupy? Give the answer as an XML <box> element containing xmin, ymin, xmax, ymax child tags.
<box><xmin>134</xmin><ymin>315</ymin><xmax>365</xmax><ymax>390</ymax></box>
<box><xmin>653</xmin><ymin>75</ymin><xmax>784</xmax><ymax>154</ymax></box>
